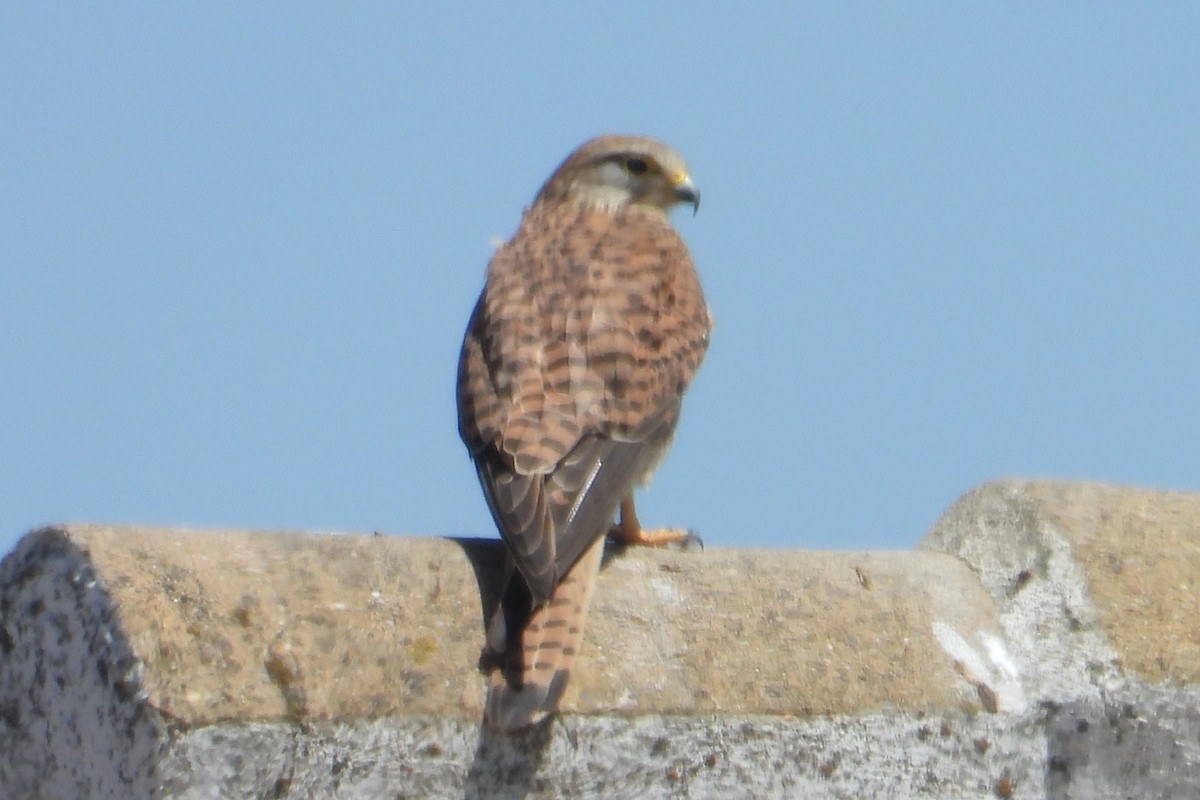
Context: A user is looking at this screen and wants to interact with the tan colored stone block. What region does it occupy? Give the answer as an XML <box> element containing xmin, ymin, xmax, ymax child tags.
<box><xmin>997</xmin><ymin>482</ymin><xmax>1200</xmax><ymax>685</ymax></box>
<box><xmin>923</xmin><ymin>479</ymin><xmax>1200</xmax><ymax>690</ymax></box>
<box><xmin>578</xmin><ymin>547</ymin><xmax>1004</xmax><ymax>716</ymax></box>
<box><xmin>28</xmin><ymin>525</ymin><xmax>1003</xmax><ymax>725</ymax></box>
<box><xmin>59</xmin><ymin>525</ymin><xmax>492</xmax><ymax>725</ymax></box>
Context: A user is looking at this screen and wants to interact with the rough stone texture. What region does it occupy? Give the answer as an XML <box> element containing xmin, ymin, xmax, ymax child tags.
<box><xmin>2</xmin><ymin>479</ymin><xmax>1200</xmax><ymax>798</ymax></box>
<box><xmin>0</xmin><ymin>530</ymin><xmax>165</xmax><ymax>798</ymax></box>
<box><xmin>578</xmin><ymin>546</ymin><xmax>1004</xmax><ymax>718</ymax></box>
<box><xmin>920</xmin><ymin>478</ymin><xmax>1200</xmax><ymax>799</ymax></box>
<box><xmin>153</xmin><ymin>713</ymin><xmax>1048</xmax><ymax>800</ymax></box>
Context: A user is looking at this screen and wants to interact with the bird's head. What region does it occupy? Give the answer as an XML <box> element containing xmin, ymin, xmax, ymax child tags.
<box><xmin>535</xmin><ymin>134</ymin><xmax>699</xmax><ymax>215</ymax></box>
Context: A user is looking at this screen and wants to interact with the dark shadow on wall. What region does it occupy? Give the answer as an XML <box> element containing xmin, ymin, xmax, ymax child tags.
<box><xmin>1044</xmin><ymin>694</ymin><xmax>1200</xmax><ymax>800</ymax></box>
<box><xmin>445</xmin><ymin>536</ymin><xmax>554</xmax><ymax>800</ymax></box>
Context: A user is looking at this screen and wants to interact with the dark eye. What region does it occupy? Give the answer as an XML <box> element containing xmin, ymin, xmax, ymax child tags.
<box><xmin>625</xmin><ymin>157</ymin><xmax>649</xmax><ymax>175</ymax></box>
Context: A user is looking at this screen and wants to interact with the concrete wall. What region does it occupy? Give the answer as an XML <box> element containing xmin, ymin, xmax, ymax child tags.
<box><xmin>1</xmin><ymin>479</ymin><xmax>1198</xmax><ymax>798</ymax></box>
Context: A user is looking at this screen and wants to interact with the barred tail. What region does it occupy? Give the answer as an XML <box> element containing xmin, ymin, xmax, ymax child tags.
<box><xmin>483</xmin><ymin>537</ymin><xmax>605</xmax><ymax>730</ymax></box>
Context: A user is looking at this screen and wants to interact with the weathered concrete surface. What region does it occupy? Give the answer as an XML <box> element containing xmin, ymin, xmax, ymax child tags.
<box><xmin>923</xmin><ymin>479</ymin><xmax>1200</xmax><ymax>687</ymax></box>
<box><xmin>920</xmin><ymin>478</ymin><xmax>1200</xmax><ymax>799</ymax></box>
<box><xmin>2</xmin><ymin>479</ymin><xmax>1200</xmax><ymax>798</ymax></box>
<box><xmin>1</xmin><ymin>526</ymin><xmax>997</xmax><ymax>726</ymax></box>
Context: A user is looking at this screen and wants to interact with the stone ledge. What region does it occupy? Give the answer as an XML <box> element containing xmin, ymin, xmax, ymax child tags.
<box><xmin>2</xmin><ymin>479</ymin><xmax>1200</xmax><ymax>798</ymax></box>
<box><xmin>920</xmin><ymin>479</ymin><xmax>1200</xmax><ymax>691</ymax></box>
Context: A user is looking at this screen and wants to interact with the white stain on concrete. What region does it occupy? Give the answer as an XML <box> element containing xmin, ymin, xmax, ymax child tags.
<box><xmin>932</xmin><ymin>621</ymin><xmax>1027</xmax><ymax>713</ymax></box>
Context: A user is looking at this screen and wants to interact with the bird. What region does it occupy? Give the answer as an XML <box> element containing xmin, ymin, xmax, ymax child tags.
<box><xmin>456</xmin><ymin>134</ymin><xmax>711</xmax><ymax>730</ymax></box>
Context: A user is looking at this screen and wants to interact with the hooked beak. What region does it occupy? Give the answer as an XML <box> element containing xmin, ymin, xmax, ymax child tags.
<box><xmin>672</xmin><ymin>173</ymin><xmax>700</xmax><ymax>215</ymax></box>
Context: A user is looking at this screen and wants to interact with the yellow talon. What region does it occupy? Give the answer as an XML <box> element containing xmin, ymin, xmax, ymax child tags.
<box><xmin>610</xmin><ymin>497</ymin><xmax>703</xmax><ymax>549</ymax></box>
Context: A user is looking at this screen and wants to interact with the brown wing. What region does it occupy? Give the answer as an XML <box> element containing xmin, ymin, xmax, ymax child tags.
<box><xmin>456</xmin><ymin>202</ymin><xmax>710</xmax><ymax>601</ymax></box>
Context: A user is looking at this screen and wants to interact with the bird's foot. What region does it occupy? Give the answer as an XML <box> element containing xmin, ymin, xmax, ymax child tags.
<box><xmin>609</xmin><ymin>524</ymin><xmax>704</xmax><ymax>551</ymax></box>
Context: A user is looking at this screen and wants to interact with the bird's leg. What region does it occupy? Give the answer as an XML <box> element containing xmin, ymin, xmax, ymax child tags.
<box><xmin>610</xmin><ymin>496</ymin><xmax>702</xmax><ymax>549</ymax></box>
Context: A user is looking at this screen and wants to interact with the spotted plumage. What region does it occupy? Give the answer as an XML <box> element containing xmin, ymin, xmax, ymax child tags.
<box><xmin>457</xmin><ymin>134</ymin><xmax>711</xmax><ymax>729</ymax></box>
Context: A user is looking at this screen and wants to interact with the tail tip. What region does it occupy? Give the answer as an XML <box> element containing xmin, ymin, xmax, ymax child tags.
<box><xmin>484</xmin><ymin>669</ymin><xmax>571</xmax><ymax>731</ymax></box>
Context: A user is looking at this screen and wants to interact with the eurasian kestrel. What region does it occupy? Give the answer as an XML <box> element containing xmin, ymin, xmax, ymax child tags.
<box><xmin>457</xmin><ymin>134</ymin><xmax>711</xmax><ymax>730</ymax></box>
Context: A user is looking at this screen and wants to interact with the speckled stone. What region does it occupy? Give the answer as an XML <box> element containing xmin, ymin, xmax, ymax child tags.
<box><xmin>921</xmin><ymin>478</ymin><xmax>1200</xmax><ymax>798</ymax></box>
<box><xmin>0</xmin><ymin>528</ymin><xmax>164</xmax><ymax>798</ymax></box>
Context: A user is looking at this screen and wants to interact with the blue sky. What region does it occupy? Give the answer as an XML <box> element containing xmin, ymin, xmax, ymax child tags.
<box><xmin>4</xmin><ymin>4</ymin><xmax>1200</xmax><ymax>560</ymax></box>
